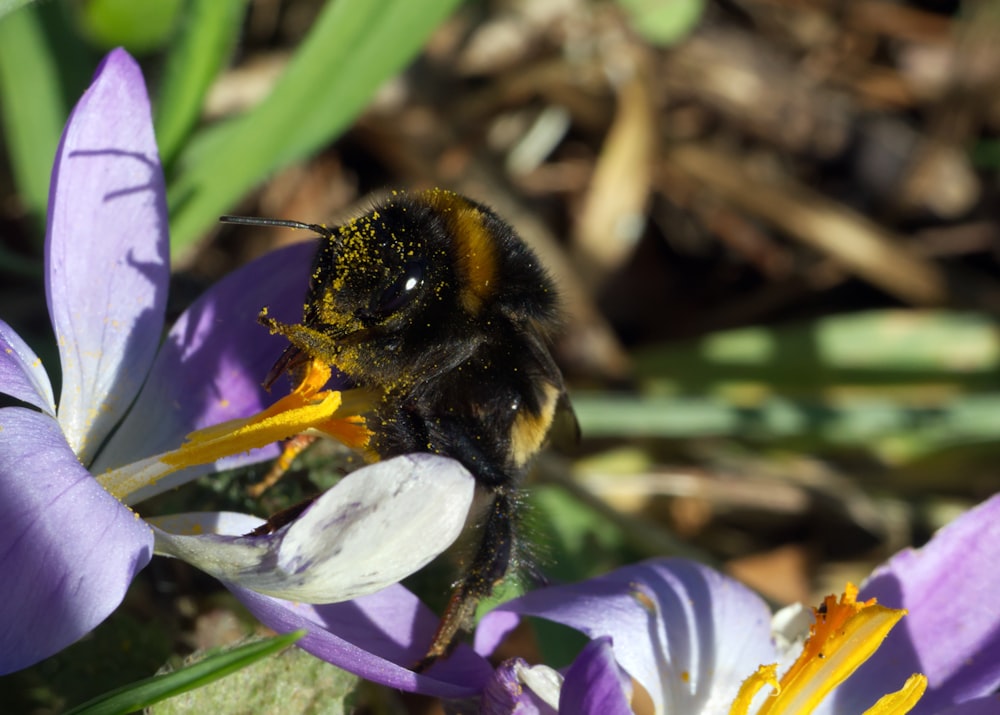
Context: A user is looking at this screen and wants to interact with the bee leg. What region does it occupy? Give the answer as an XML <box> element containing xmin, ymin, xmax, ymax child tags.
<box><xmin>244</xmin><ymin>494</ymin><xmax>317</xmax><ymax>536</ymax></box>
<box><xmin>415</xmin><ymin>489</ymin><xmax>516</xmax><ymax>671</ymax></box>
<box><xmin>262</xmin><ymin>344</ymin><xmax>307</xmax><ymax>390</ymax></box>
<box><xmin>247</xmin><ymin>433</ymin><xmax>316</xmax><ymax>498</ymax></box>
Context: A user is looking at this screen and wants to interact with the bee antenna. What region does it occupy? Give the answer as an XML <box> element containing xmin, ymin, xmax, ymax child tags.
<box><xmin>219</xmin><ymin>214</ymin><xmax>332</xmax><ymax>237</ymax></box>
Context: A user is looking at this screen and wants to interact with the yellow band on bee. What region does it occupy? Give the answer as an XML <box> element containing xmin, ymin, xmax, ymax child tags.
<box><xmin>421</xmin><ymin>189</ymin><xmax>498</xmax><ymax>314</ymax></box>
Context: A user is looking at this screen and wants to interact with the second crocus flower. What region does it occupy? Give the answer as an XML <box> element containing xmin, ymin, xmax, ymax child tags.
<box><xmin>477</xmin><ymin>493</ymin><xmax>1000</xmax><ymax>714</ymax></box>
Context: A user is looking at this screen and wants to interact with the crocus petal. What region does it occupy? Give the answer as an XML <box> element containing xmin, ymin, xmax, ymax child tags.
<box><xmin>46</xmin><ymin>48</ymin><xmax>168</xmax><ymax>464</ymax></box>
<box><xmin>0</xmin><ymin>319</ymin><xmax>55</xmax><ymax>414</ymax></box>
<box><xmin>831</xmin><ymin>493</ymin><xmax>1000</xmax><ymax>714</ymax></box>
<box><xmin>150</xmin><ymin>454</ymin><xmax>476</xmax><ymax>602</ymax></box>
<box><xmin>560</xmin><ymin>637</ymin><xmax>633</xmax><ymax>715</ymax></box>
<box><xmin>233</xmin><ymin>584</ymin><xmax>493</xmax><ymax>699</ymax></box>
<box><xmin>518</xmin><ymin>663</ymin><xmax>564</xmax><ymax>711</ymax></box>
<box><xmin>482</xmin><ymin>659</ymin><xmax>559</xmax><ymax>715</ymax></box>
<box><xmin>152</xmin><ymin>509</ymin><xmax>265</xmax><ymax>535</ymax></box>
<box><xmin>91</xmin><ymin>242</ymin><xmax>317</xmax><ymax>498</ymax></box>
<box><xmin>475</xmin><ymin>608</ymin><xmax>522</xmax><ymax>657</ymax></box>
<box><xmin>0</xmin><ymin>407</ymin><xmax>153</xmax><ymax>674</ymax></box>
<box><xmin>477</xmin><ymin>559</ymin><xmax>776</xmax><ymax>715</ymax></box>
<box><xmin>935</xmin><ymin>694</ymin><xmax>1000</xmax><ymax>714</ymax></box>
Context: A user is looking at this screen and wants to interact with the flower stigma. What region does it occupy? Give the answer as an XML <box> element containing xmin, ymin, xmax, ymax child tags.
<box><xmin>729</xmin><ymin>584</ymin><xmax>927</xmax><ymax>715</ymax></box>
<box><xmin>97</xmin><ymin>359</ymin><xmax>371</xmax><ymax>502</ymax></box>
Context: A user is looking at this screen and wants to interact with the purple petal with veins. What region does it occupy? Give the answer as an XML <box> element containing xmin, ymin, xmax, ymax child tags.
<box><xmin>0</xmin><ymin>407</ymin><xmax>152</xmax><ymax>674</ymax></box>
<box><xmin>829</xmin><ymin>493</ymin><xmax>1000</xmax><ymax>715</ymax></box>
<box><xmin>934</xmin><ymin>695</ymin><xmax>1000</xmax><ymax>715</ymax></box>
<box><xmin>45</xmin><ymin>48</ymin><xmax>168</xmax><ymax>465</ymax></box>
<box><xmin>234</xmin><ymin>585</ymin><xmax>493</xmax><ymax>699</ymax></box>
<box><xmin>478</xmin><ymin>559</ymin><xmax>775</xmax><ymax>715</ymax></box>
<box><xmin>560</xmin><ymin>637</ymin><xmax>633</xmax><ymax>715</ymax></box>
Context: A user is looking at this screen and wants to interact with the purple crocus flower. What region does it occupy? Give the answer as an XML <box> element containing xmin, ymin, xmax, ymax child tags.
<box><xmin>0</xmin><ymin>49</ymin><xmax>486</xmax><ymax>696</ymax></box>
<box><xmin>476</xmin><ymin>493</ymin><xmax>1000</xmax><ymax>714</ymax></box>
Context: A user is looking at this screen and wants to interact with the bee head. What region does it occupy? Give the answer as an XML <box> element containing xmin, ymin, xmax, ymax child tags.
<box><xmin>228</xmin><ymin>190</ymin><xmax>559</xmax><ymax>390</ymax></box>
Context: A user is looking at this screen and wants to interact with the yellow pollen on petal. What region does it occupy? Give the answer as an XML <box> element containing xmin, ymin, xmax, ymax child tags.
<box><xmin>752</xmin><ymin>583</ymin><xmax>923</xmax><ymax>715</ymax></box>
<box><xmin>630</xmin><ymin>583</ymin><xmax>658</xmax><ymax>613</ymax></box>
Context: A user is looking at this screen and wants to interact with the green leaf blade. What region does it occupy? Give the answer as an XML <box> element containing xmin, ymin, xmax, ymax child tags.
<box><xmin>0</xmin><ymin>4</ymin><xmax>67</xmax><ymax>229</ymax></box>
<box><xmin>167</xmin><ymin>0</ymin><xmax>462</xmax><ymax>254</ymax></box>
<box><xmin>154</xmin><ymin>0</ymin><xmax>248</xmax><ymax>165</ymax></box>
<box><xmin>65</xmin><ymin>631</ymin><xmax>305</xmax><ymax>715</ymax></box>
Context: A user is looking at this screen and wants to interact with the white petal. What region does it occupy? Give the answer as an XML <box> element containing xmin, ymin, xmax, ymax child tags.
<box><xmin>150</xmin><ymin>510</ymin><xmax>264</xmax><ymax>537</ymax></box>
<box><xmin>772</xmin><ymin>602</ymin><xmax>813</xmax><ymax>659</ymax></box>
<box><xmin>516</xmin><ymin>662</ymin><xmax>565</xmax><ymax>710</ymax></box>
<box><xmin>151</xmin><ymin>454</ymin><xmax>476</xmax><ymax>602</ymax></box>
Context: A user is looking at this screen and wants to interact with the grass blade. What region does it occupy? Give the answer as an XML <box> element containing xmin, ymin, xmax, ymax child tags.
<box><xmin>0</xmin><ymin>4</ymin><xmax>66</xmax><ymax>230</ymax></box>
<box><xmin>65</xmin><ymin>631</ymin><xmax>304</xmax><ymax>715</ymax></box>
<box><xmin>154</xmin><ymin>0</ymin><xmax>248</xmax><ymax>165</ymax></box>
<box><xmin>167</xmin><ymin>0</ymin><xmax>462</xmax><ymax>254</ymax></box>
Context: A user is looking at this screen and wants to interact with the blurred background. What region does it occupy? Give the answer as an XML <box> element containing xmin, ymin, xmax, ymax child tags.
<box><xmin>2</xmin><ymin>0</ymin><xmax>1000</xmax><ymax>712</ymax></box>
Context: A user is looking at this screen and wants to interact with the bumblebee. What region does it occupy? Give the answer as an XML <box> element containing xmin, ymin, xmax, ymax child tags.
<box><xmin>221</xmin><ymin>188</ymin><xmax>572</xmax><ymax>663</ymax></box>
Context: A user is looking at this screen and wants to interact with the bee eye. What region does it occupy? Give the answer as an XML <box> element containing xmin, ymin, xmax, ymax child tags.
<box><xmin>375</xmin><ymin>259</ymin><xmax>425</xmax><ymax>317</ymax></box>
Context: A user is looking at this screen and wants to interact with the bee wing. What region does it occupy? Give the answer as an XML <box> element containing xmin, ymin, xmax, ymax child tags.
<box><xmin>522</xmin><ymin>331</ymin><xmax>579</xmax><ymax>449</ymax></box>
<box><xmin>549</xmin><ymin>389</ymin><xmax>580</xmax><ymax>449</ymax></box>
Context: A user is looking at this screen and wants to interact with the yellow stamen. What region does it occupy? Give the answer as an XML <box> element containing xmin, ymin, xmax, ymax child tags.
<box><xmin>863</xmin><ymin>674</ymin><xmax>927</xmax><ymax>715</ymax></box>
<box><xmin>98</xmin><ymin>359</ymin><xmax>372</xmax><ymax>501</ymax></box>
<box><xmin>248</xmin><ymin>433</ymin><xmax>317</xmax><ymax>498</ymax></box>
<box><xmin>245</xmin><ymin>363</ymin><xmax>375</xmax><ymax>497</ymax></box>
<box><xmin>256</xmin><ymin>359</ymin><xmax>372</xmax><ymax>452</ymax></box>
<box><xmin>730</xmin><ymin>664</ymin><xmax>780</xmax><ymax>715</ymax></box>
<box><xmin>754</xmin><ymin>584</ymin><xmax>920</xmax><ymax>715</ymax></box>
<box><xmin>157</xmin><ymin>392</ymin><xmax>342</xmax><ymax>471</ymax></box>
